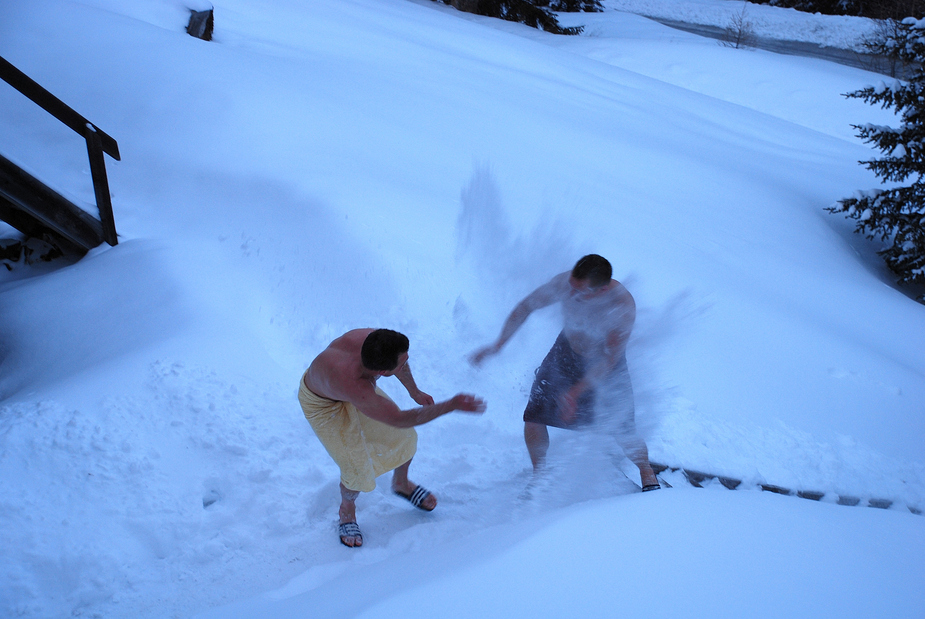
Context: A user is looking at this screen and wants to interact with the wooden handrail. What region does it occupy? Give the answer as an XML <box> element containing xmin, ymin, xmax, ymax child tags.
<box><xmin>0</xmin><ymin>56</ymin><xmax>120</xmax><ymax>160</ymax></box>
<box><xmin>0</xmin><ymin>54</ymin><xmax>119</xmax><ymax>246</ymax></box>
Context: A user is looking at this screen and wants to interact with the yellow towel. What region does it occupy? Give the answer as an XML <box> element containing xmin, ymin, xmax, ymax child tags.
<box><xmin>299</xmin><ymin>374</ymin><xmax>417</xmax><ymax>492</ymax></box>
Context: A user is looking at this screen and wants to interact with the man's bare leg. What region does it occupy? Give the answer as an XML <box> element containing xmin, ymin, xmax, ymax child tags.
<box><xmin>390</xmin><ymin>458</ymin><xmax>437</xmax><ymax>510</ymax></box>
<box><xmin>338</xmin><ymin>483</ymin><xmax>362</xmax><ymax>547</ymax></box>
<box><xmin>524</xmin><ymin>422</ymin><xmax>550</xmax><ymax>471</ymax></box>
<box><xmin>620</xmin><ymin>436</ymin><xmax>658</xmax><ymax>488</ymax></box>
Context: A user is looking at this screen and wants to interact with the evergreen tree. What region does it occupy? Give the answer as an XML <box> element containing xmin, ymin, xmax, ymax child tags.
<box><xmin>757</xmin><ymin>0</ymin><xmax>924</xmax><ymax>20</ymax></box>
<box><xmin>436</xmin><ymin>0</ymin><xmax>600</xmax><ymax>34</ymax></box>
<box><xmin>829</xmin><ymin>17</ymin><xmax>925</xmax><ymax>300</ymax></box>
<box><xmin>549</xmin><ymin>0</ymin><xmax>603</xmax><ymax>11</ymax></box>
<box><xmin>475</xmin><ymin>0</ymin><xmax>584</xmax><ymax>34</ymax></box>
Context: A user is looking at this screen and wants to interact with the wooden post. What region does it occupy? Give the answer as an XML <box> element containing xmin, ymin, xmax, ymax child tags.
<box><xmin>84</xmin><ymin>124</ymin><xmax>118</xmax><ymax>246</ymax></box>
<box><xmin>187</xmin><ymin>9</ymin><xmax>214</xmax><ymax>41</ymax></box>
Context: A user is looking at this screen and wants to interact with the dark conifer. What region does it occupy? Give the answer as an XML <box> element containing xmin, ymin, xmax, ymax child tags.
<box><xmin>830</xmin><ymin>18</ymin><xmax>925</xmax><ymax>299</ymax></box>
<box><xmin>475</xmin><ymin>0</ymin><xmax>583</xmax><ymax>34</ymax></box>
<box><xmin>437</xmin><ymin>0</ymin><xmax>601</xmax><ymax>34</ymax></box>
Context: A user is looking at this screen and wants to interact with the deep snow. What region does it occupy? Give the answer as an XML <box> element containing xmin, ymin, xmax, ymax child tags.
<box><xmin>0</xmin><ymin>0</ymin><xmax>923</xmax><ymax>617</ymax></box>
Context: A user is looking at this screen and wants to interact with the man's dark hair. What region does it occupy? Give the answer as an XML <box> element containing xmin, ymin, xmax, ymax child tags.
<box><xmin>571</xmin><ymin>254</ymin><xmax>612</xmax><ymax>287</ymax></box>
<box><xmin>361</xmin><ymin>329</ymin><xmax>410</xmax><ymax>371</ymax></box>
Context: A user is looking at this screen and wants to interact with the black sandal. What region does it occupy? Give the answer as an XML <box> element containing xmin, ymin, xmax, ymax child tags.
<box><xmin>338</xmin><ymin>521</ymin><xmax>363</xmax><ymax>547</ymax></box>
<box><xmin>394</xmin><ymin>485</ymin><xmax>436</xmax><ymax>511</ymax></box>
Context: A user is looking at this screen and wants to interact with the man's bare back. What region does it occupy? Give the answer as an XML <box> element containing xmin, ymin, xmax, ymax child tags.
<box><xmin>304</xmin><ymin>328</ymin><xmax>380</xmax><ymax>402</ymax></box>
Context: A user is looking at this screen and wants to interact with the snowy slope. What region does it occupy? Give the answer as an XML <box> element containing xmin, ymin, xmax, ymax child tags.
<box><xmin>0</xmin><ymin>0</ymin><xmax>922</xmax><ymax>617</ymax></box>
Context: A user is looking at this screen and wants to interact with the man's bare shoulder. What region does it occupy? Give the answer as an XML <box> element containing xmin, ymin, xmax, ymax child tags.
<box><xmin>330</xmin><ymin>328</ymin><xmax>374</xmax><ymax>350</ymax></box>
<box><xmin>525</xmin><ymin>271</ymin><xmax>571</xmax><ymax>306</ymax></box>
<box><xmin>610</xmin><ymin>280</ymin><xmax>635</xmax><ymax>306</ymax></box>
<box><xmin>550</xmin><ymin>271</ymin><xmax>572</xmax><ymax>288</ymax></box>
<box><xmin>606</xmin><ymin>280</ymin><xmax>636</xmax><ymax>325</ymax></box>
<box><xmin>305</xmin><ymin>329</ymin><xmax>374</xmax><ymax>401</ymax></box>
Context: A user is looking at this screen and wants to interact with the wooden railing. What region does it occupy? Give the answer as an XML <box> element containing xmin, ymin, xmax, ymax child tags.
<box><xmin>0</xmin><ymin>54</ymin><xmax>119</xmax><ymax>248</ymax></box>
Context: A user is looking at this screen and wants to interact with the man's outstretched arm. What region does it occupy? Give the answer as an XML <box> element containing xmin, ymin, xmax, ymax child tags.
<box><xmin>470</xmin><ymin>274</ymin><xmax>566</xmax><ymax>365</ymax></box>
<box><xmin>355</xmin><ymin>388</ymin><xmax>485</xmax><ymax>429</ymax></box>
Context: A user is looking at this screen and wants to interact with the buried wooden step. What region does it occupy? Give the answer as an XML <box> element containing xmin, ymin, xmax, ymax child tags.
<box><xmin>760</xmin><ymin>484</ymin><xmax>792</xmax><ymax>496</ymax></box>
<box><xmin>651</xmin><ymin>462</ymin><xmax>921</xmax><ymax>515</ymax></box>
<box><xmin>682</xmin><ymin>469</ymin><xmax>713</xmax><ymax>488</ymax></box>
<box><xmin>0</xmin><ymin>153</ymin><xmax>104</xmax><ymax>255</ymax></box>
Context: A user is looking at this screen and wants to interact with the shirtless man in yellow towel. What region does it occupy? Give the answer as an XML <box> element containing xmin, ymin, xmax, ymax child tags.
<box><xmin>300</xmin><ymin>328</ymin><xmax>486</xmax><ymax>547</ymax></box>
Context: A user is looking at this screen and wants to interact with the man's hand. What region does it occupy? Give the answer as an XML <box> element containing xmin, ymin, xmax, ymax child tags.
<box><xmin>469</xmin><ymin>343</ymin><xmax>500</xmax><ymax>367</ymax></box>
<box><xmin>558</xmin><ymin>383</ymin><xmax>586</xmax><ymax>424</ymax></box>
<box><xmin>451</xmin><ymin>393</ymin><xmax>487</xmax><ymax>413</ymax></box>
<box><xmin>411</xmin><ymin>389</ymin><xmax>435</xmax><ymax>406</ymax></box>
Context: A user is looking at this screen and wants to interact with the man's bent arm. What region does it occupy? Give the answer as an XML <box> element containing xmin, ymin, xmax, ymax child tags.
<box><xmin>395</xmin><ymin>362</ymin><xmax>434</xmax><ymax>406</ymax></box>
<box><xmin>565</xmin><ymin>327</ymin><xmax>632</xmax><ymax>407</ymax></box>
